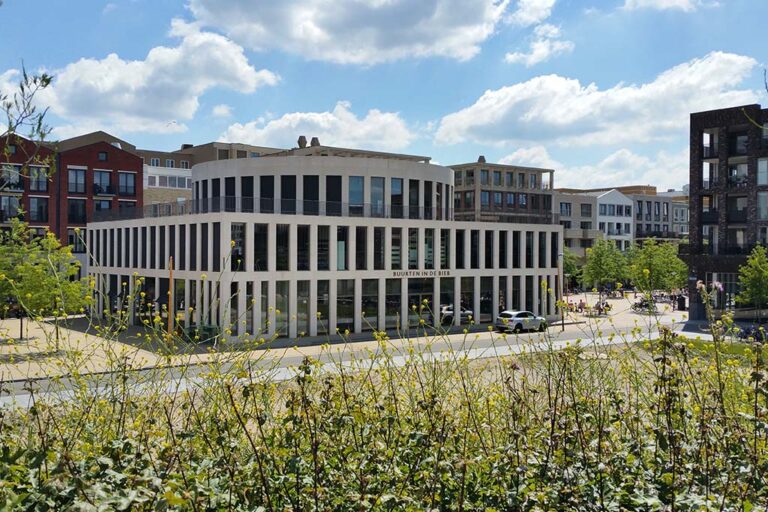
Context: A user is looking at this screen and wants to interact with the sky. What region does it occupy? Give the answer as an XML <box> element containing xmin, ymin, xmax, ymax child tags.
<box><xmin>1</xmin><ymin>0</ymin><xmax>766</xmax><ymax>190</ymax></box>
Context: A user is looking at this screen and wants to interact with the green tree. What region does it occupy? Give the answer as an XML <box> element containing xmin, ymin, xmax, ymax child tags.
<box><xmin>0</xmin><ymin>220</ymin><xmax>88</xmax><ymax>339</ymax></box>
<box><xmin>627</xmin><ymin>240</ymin><xmax>687</xmax><ymax>293</ymax></box>
<box><xmin>736</xmin><ymin>244</ymin><xmax>768</xmax><ymax>322</ymax></box>
<box><xmin>582</xmin><ymin>239</ymin><xmax>627</xmax><ymax>295</ymax></box>
<box><xmin>562</xmin><ymin>247</ymin><xmax>581</xmax><ymax>292</ymax></box>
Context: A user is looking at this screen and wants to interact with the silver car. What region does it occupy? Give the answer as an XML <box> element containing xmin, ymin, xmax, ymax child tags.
<box><xmin>494</xmin><ymin>310</ymin><xmax>547</xmax><ymax>333</ymax></box>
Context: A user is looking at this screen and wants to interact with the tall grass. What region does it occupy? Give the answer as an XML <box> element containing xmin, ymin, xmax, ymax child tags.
<box><xmin>0</xmin><ymin>274</ymin><xmax>766</xmax><ymax>510</ymax></box>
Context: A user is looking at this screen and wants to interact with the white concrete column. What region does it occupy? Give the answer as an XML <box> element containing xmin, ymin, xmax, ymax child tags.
<box><xmin>309</xmin><ymin>224</ymin><xmax>318</xmax><ymax>272</ymax></box>
<box><xmin>519</xmin><ymin>276</ymin><xmax>526</xmax><ymax>313</ymax></box>
<box><xmin>288</xmin><ymin>279</ymin><xmax>297</xmax><ymax>339</ymax></box>
<box><xmin>341</xmin><ymin>177</ymin><xmax>349</xmax><ymax>216</ymax></box>
<box><xmin>309</xmin><ymin>279</ymin><xmax>318</xmax><ymax>336</ymax></box>
<box><xmin>267</xmin><ymin>280</ymin><xmax>276</xmax><ymax>337</ymax></box>
<box><xmin>492</xmin><ymin>276</ymin><xmax>499</xmax><ymax>316</ymax></box>
<box><xmin>329</xmin><ymin>279</ymin><xmax>337</xmax><ymax>334</ymax></box>
<box><xmin>296</xmin><ymin>176</ymin><xmax>303</xmax><ymax>215</ymax></box>
<box><xmin>202</xmin><ymin>278</ymin><xmax>210</xmax><ymax>325</ymax></box>
<box><xmin>349</xmin><ymin>225</ymin><xmax>357</xmax><ymax>270</ymax></box>
<box><xmin>492</xmin><ymin>230</ymin><xmax>499</xmax><ymax>269</ymax></box>
<box><xmin>244</xmin><ymin>222</ymin><xmax>254</xmax><ymax>272</ymax></box>
<box><xmin>533</xmin><ymin>276</ymin><xmax>540</xmax><ymax>316</ymax></box>
<box><xmin>267</xmin><ymin>223</ymin><xmax>276</xmax><ymax>273</ymax></box>
<box><xmin>432</xmin><ymin>276</ymin><xmax>440</xmax><ymax>325</ymax></box>
<box><xmin>506</xmin><ymin>275</ymin><xmax>513</xmax><ymax>313</ymax></box>
<box><xmin>377</xmin><ymin>277</ymin><xmax>386</xmax><ymax>333</ymax></box>
<box><xmin>453</xmin><ymin>276</ymin><xmax>461</xmax><ymax>327</ymax></box>
<box><xmin>477</xmin><ymin>229</ymin><xmax>485</xmax><ymax>269</ymax></box>
<box><xmin>401</xmin><ymin>278</ymin><xmax>410</xmax><ymax>331</ymax></box>
<box><xmin>473</xmin><ymin>276</ymin><xmax>481</xmax><ymax>326</ymax></box>
<box><xmin>463</xmin><ymin>229</ymin><xmax>470</xmax><ymax>269</ymax></box>
<box><xmin>329</xmin><ymin>225</ymin><xmax>338</xmax><ymax>271</ymax></box>
<box><xmin>237</xmin><ymin>281</ymin><xmax>246</xmax><ymax>336</ymax></box>
<box><xmin>289</xmin><ymin>223</ymin><xmax>298</xmax><ymax>272</ymax></box>
<box><xmin>353</xmin><ymin>278</ymin><xmax>362</xmax><ymax>333</ymax></box>
<box><xmin>367</xmin><ymin>225</ymin><xmax>374</xmax><ymax>271</ymax></box>
<box><xmin>384</xmin><ymin>226</ymin><xmax>392</xmax><ymax>270</ymax></box>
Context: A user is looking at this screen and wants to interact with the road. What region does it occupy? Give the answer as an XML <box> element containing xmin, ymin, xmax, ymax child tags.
<box><xmin>1</xmin><ymin>303</ymin><xmax>689</xmax><ymax>408</ymax></box>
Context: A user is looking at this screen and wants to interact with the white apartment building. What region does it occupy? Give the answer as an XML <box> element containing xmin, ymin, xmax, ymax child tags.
<box><xmin>592</xmin><ymin>189</ymin><xmax>634</xmax><ymax>250</ymax></box>
<box><xmin>87</xmin><ymin>144</ymin><xmax>563</xmax><ymax>341</ymax></box>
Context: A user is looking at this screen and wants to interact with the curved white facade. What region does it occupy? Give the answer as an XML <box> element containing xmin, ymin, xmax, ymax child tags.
<box><xmin>89</xmin><ymin>153</ymin><xmax>562</xmax><ymax>342</ymax></box>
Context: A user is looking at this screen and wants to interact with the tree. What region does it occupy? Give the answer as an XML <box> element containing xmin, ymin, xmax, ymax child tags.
<box><xmin>1</xmin><ymin>66</ymin><xmax>54</xmax><ymax>192</ymax></box>
<box><xmin>0</xmin><ymin>220</ymin><xmax>88</xmax><ymax>339</ymax></box>
<box><xmin>627</xmin><ymin>240</ymin><xmax>687</xmax><ymax>294</ymax></box>
<box><xmin>582</xmin><ymin>239</ymin><xmax>627</xmax><ymax>295</ymax></box>
<box><xmin>736</xmin><ymin>244</ymin><xmax>768</xmax><ymax>323</ymax></box>
<box><xmin>562</xmin><ymin>247</ymin><xmax>581</xmax><ymax>292</ymax></box>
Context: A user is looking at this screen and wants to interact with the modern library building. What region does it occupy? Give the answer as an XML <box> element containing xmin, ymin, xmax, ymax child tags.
<box><xmin>88</xmin><ymin>142</ymin><xmax>563</xmax><ymax>340</ymax></box>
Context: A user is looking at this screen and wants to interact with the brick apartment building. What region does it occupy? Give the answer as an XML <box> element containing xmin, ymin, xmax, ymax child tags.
<box><xmin>0</xmin><ymin>134</ymin><xmax>56</xmax><ymax>231</ymax></box>
<box><xmin>688</xmin><ymin>103</ymin><xmax>768</xmax><ymax>320</ymax></box>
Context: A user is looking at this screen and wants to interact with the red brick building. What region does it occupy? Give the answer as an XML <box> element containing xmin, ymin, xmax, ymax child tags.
<box><xmin>0</xmin><ymin>134</ymin><xmax>56</xmax><ymax>232</ymax></box>
<box><xmin>57</xmin><ymin>141</ymin><xmax>143</xmax><ymax>250</ymax></box>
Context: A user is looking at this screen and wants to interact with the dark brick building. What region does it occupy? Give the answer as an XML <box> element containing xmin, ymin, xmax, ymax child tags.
<box><xmin>688</xmin><ymin>104</ymin><xmax>768</xmax><ymax>320</ymax></box>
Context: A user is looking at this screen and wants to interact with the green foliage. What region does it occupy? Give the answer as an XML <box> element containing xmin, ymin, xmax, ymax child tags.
<box><xmin>582</xmin><ymin>239</ymin><xmax>627</xmax><ymax>290</ymax></box>
<box><xmin>627</xmin><ymin>240</ymin><xmax>687</xmax><ymax>293</ymax></box>
<box><xmin>0</xmin><ymin>219</ymin><xmax>87</xmax><ymax>316</ymax></box>
<box><xmin>737</xmin><ymin>244</ymin><xmax>768</xmax><ymax>319</ymax></box>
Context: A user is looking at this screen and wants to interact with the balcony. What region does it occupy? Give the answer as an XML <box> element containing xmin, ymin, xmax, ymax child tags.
<box><xmin>118</xmin><ymin>186</ymin><xmax>136</xmax><ymax>197</ymax></box>
<box><xmin>636</xmin><ymin>230</ymin><xmax>683</xmax><ymax>240</ymax></box>
<box><xmin>727</xmin><ymin>175</ymin><xmax>749</xmax><ymax>188</ymax></box>
<box><xmin>719</xmin><ymin>244</ymin><xmax>753</xmax><ymax>255</ymax></box>
<box><xmin>701</xmin><ymin>210</ymin><xmax>719</xmax><ymax>224</ymax></box>
<box><xmin>93</xmin><ymin>183</ymin><xmax>115</xmax><ymax>195</ymax></box>
<box><xmin>727</xmin><ymin>209</ymin><xmax>747</xmax><ymax>223</ymax></box>
<box><xmin>702</xmin><ymin>145</ymin><xmax>718</xmax><ymax>159</ymax></box>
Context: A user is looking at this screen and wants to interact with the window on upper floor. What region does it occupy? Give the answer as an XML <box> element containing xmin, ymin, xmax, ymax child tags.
<box><xmin>28</xmin><ymin>166</ymin><xmax>48</xmax><ymax>192</ymax></box>
<box><xmin>118</xmin><ymin>172</ymin><xmax>136</xmax><ymax>196</ymax></box>
<box><xmin>217</xmin><ymin>149</ymin><xmax>229</xmax><ymax>160</ymax></box>
<box><xmin>480</xmin><ymin>190</ymin><xmax>490</xmax><ymax>208</ymax></box>
<box><xmin>98</xmin><ymin>151</ymin><xmax>108</xmax><ymax>161</ymax></box>
<box><xmin>181</xmin><ymin>160</ymin><xmax>190</xmax><ymax>169</ymax></box>
<box><xmin>518</xmin><ymin>173</ymin><xmax>526</xmax><ymax>188</ymax></box>
<box><xmin>465</xmin><ymin>170</ymin><xmax>474</xmax><ymax>186</ymax></box>
<box><xmin>580</xmin><ymin>203</ymin><xmax>592</xmax><ymax>217</ymax></box>
<box><xmin>559</xmin><ymin>202</ymin><xmax>572</xmax><ymax>217</ymax></box>
<box><xmin>150</xmin><ymin>157</ymin><xmax>160</xmax><ymax>166</ymax></box>
<box><xmin>454</xmin><ymin>170</ymin><xmax>462</xmax><ymax>185</ymax></box>
<box><xmin>148</xmin><ymin>175</ymin><xmax>157</xmax><ymax>187</ymax></box>
<box><xmin>68</xmin><ymin>169</ymin><xmax>85</xmax><ymax>194</ymax></box>
<box><xmin>599</xmin><ymin>204</ymin><xmax>606</xmax><ymax>215</ymax></box>
<box><xmin>165</xmin><ymin>159</ymin><xmax>175</xmax><ymax>168</ymax></box>
<box><xmin>580</xmin><ymin>221</ymin><xmax>592</xmax><ymax>229</ymax></box>
<box><xmin>236</xmin><ymin>150</ymin><xmax>247</xmax><ymax>159</ymax></box>
<box><xmin>529</xmin><ymin>174</ymin><xmax>537</xmax><ymax>189</ymax></box>
<box><xmin>506</xmin><ymin>172</ymin><xmax>514</xmax><ymax>187</ymax></box>
<box><xmin>480</xmin><ymin>169</ymin><xmax>489</xmax><ymax>185</ymax></box>
<box><xmin>8</xmin><ymin>144</ymin><xmax>16</xmax><ymax>155</ymax></box>
<box><xmin>493</xmin><ymin>171</ymin><xmax>501</xmax><ymax>186</ymax></box>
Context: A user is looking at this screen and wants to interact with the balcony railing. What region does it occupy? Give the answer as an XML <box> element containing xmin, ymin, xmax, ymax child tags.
<box><xmin>701</xmin><ymin>210</ymin><xmax>719</xmax><ymax>223</ymax></box>
<box><xmin>702</xmin><ymin>145</ymin><xmax>718</xmax><ymax>159</ymax></box>
<box><xmin>727</xmin><ymin>175</ymin><xmax>748</xmax><ymax>188</ymax></box>
<box><xmin>93</xmin><ymin>183</ymin><xmax>115</xmax><ymax>195</ymax></box>
<box><xmin>727</xmin><ymin>209</ymin><xmax>747</xmax><ymax>223</ymax></box>
<box><xmin>636</xmin><ymin>230</ymin><xmax>683</xmax><ymax>239</ymax></box>
<box><xmin>719</xmin><ymin>244</ymin><xmax>754</xmax><ymax>255</ymax></box>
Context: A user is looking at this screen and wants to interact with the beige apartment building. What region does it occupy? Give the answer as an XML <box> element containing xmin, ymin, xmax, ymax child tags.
<box><xmin>450</xmin><ymin>156</ymin><xmax>555</xmax><ymax>225</ymax></box>
<box><xmin>552</xmin><ymin>191</ymin><xmax>604</xmax><ymax>260</ymax></box>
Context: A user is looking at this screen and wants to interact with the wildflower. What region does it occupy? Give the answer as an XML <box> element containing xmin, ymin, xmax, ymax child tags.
<box><xmin>230</xmin><ymin>240</ymin><xmax>236</xmax><ymax>248</ymax></box>
<box><xmin>711</xmin><ymin>280</ymin><xmax>723</xmax><ymax>292</ymax></box>
<box><xmin>201</xmin><ymin>274</ymin><xmax>207</xmax><ymax>280</ymax></box>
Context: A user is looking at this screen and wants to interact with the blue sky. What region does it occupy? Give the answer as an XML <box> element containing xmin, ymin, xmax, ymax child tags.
<box><xmin>1</xmin><ymin>0</ymin><xmax>766</xmax><ymax>189</ymax></box>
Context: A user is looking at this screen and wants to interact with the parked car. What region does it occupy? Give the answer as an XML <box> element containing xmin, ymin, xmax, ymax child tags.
<box><xmin>440</xmin><ymin>305</ymin><xmax>473</xmax><ymax>324</ymax></box>
<box><xmin>495</xmin><ymin>310</ymin><xmax>547</xmax><ymax>333</ymax></box>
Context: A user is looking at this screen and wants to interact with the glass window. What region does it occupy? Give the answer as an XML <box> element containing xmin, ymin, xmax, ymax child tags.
<box><xmin>493</xmin><ymin>171</ymin><xmax>501</xmax><ymax>186</ymax></box>
<box><xmin>374</xmin><ymin>227</ymin><xmax>385</xmax><ymax>270</ymax></box>
<box><xmin>349</xmin><ymin>176</ymin><xmax>364</xmax><ymax>216</ymax></box>
<box><xmin>424</xmin><ymin>229</ymin><xmax>434</xmax><ymax>269</ymax></box>
<box><xmin>98</xmin><ymin>151</ymin><xmax>108</xmax><ymax>161</ymax></box>
<box><xmin>385</xmin><ymin>279</ymin><xmax>401</xmax><ymax>329</ymax></box>
<box><xmin>95</xmin><ymin>199</ymin><xmax>111</xmax><ymax>211</ymax></box>
<box><xmin>465</xmin><ymin>170</ymin><xmax>474</xmax><ymax>186</ymax></box>
<box><xmin>759</xmin><ymin>159</ymin><xmax>768</xmax><ymax>186</ymax></box>
<box><xmin>68</xmin><ymin>199</ymin><xmax>86</xmax><ymax>223</ymax></box>
<box><xmin>371</xmin><ymin>176</ymin><xmax>385</xmax><ymax>217</ymax></box>
<box><xmin>275</xmin><ymin>281</ymin><xmax>289</xmax><ymax>337</ymax></box>
<box><xmin>337</xmin><ymin>279</ymin><xmax>355</xmax><ymax>332</ymax></box>
<box><xmin>599</xmin><ymin>204</ymin><xmax>606</xmax><ymax>215</ymax></box>
<box><xmin>580</xmin><ymin>203</ymin><xmax>592</xmax><ymax>217</ymax></box>
<box><xmin>391</xmin><ymin>227</ymin><xmax>402</xmax><ymax>270</ymax></box>
<box><xmin>316</xmin><ymin>280</ymin><xmax>330</xmax><ymax>335</ymax></box>
<box><xmin>337</xmin><ymin>226</ymin><xmax>349</xmax><ymax>270</ymax></box>
<box><xmin>506</xmin><ymin>192</ymin><xmax>515</xmax><ymax>207</ymax></box>
<box><xmin>29</xmin><ymin>197</ymin><xmax>48</xmax><ymax>222</ymax></box>
<box><xmin>391</xmin><ymin>177</ymin><xmax>403</xmax><ymax>218</ymax></box>
<box><xmin>408</xmin><ymin>228</ymin><xmax>419</xmax><ymax>269</ymax></box>
<box><xmin>254</xmin><ymin>224</ymin><xmax>268</xmax><ymax>271</ymax></box>
<box><xmin>519</xmin><ymin>193</ymin><xmax>527</xmax><ymax>208</ymax></box>
<box><xmin>485</xmin><ymin>231</ymin><xmax>494</xmax><ymax>268</ymax></box>
<box><xmin>356</xmin><ymin>226</ymin><xmax>367</xmax><ymax>270</ymax></box>
<box><xmin>165</xmin><ymin>159</ymin><xmax>175</xmax><ymax>168</ymax></box>
<box><xmin>480</xmin><ymin>169</ymin><xmax>489</xmax><ymax>185</ymax></box>
<box><xmin>297</xmin><ymin>225</ymin><xmax>310</xmax><ymax>271</ymax></box>
<box><xmin>518</xmin><ymin>173</ymin><xmax>526</xmax><ymax>188</ymax></box>
<box><xmin>480</xmin><ymin>191</ymin><xmax>490</xmax><ymax>209</ymax></box>
<box><xmin>409</xmin><ymin>179</ymin><xmax>420</xmax><ymax>219</ymax></box>
<box><xmin>68</xmin><ymin>169</ymin><xmax>85</xmax><ymax>193</ymax></box>
<box><xmin>297</xmin><ymin>281</ymin><xmax>310</xmax><ymax>336</ymax></box>
<box><xmin>148</xmin><ymin>175</ymin><xmax>156</xmax><ymax>187</ymax></box>
<box><xmin>464</xmin><ymin>191</ymin><xmax>474</xmax><ymax>209</ymax></box>
<box><xmin>560</xmin><ymin>202</ymin><xmax>572</xmax><ymax>216</ymax></box>
<box><xmin>317</xmin><ymin>225</ymin><xmax>330</xmax><ymax>270</ymax></box>
<box><xmin>28</xmin><ymin>167</ymin><xmax>48</xmax><ymax>192</ymax></box>
<box><xmin>506</xmin><ymin>172</ymin><xmax>514</xmax><ymax>187</ymax></box>
<box><xmin>455</xmin><ymin>229</ymin><xmax>465</xmax><ymax>269</ymax></box>
<box><xmin>276</xmin><ymin>224</ymin><xmax>289</xmax><ymax>271</ymax></box>
<box><xmin>759</xmin><ymin>192</ymin><xmax>768</xmax><ymax>220</ymax></box>
<box><xmin>454</xmin><ymin>170</ymin><xmax>463</xmax><ymax>185</ymax></box>
<box><xmin>470</xmin><ymin>230</ymin><xmax>479</xmax><ymax>269</ymax></box>
<box><xmin>181</xmin><ymin>160</ymin><xmax>189</xmax><ymax>169</ymax></box>
<box><xmin>159</xmin><ymin>175</ymin><xmax>168</xmax><ymax>187</ymax></box>
<box><xmin>361</xmin><ymin>279</ymin><xmax>378</xmax><ymax>331</ymax></box>
<box><xmin>440</xmin><ymin>229</ymin><xmax>450</xmax><ymax>269</ymax></box>
<box><xmin>68</xmin><ymin>228</ymin><xmax>86</xmax><ymax>253</ymax></box>
<box><xmin>499</xmin><ymin>231</ymin><xmax>507</xmax><ymax>269</ymax></box>
<box><xmin>494</xmin><ymin>192</ymin><xmax>502</xmax><ymax>208</ymax></box>
<box><xmin>118</xmin><ymin>172</ymin><xmax>136</xmax><ymax>196</ymax></box>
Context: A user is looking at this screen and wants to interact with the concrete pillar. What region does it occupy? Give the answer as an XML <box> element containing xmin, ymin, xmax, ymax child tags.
<box><xmin>329</xmin><ymin>278</ymin><xmax>337</xmax><ymax>335</ymax></box>
<box><xmin>367</xmin><ymin>225</ymin><xmax>374</xmax><ymax>271</ymax></box>
<box><xmin>309</xmin><ymin>279</ymin><xmax>318</xmax><ymax>336</ymax></box>
<box><xmin>267</xmin><ymin>280</ymin><xmax>276</xmax><ymax>337</ymax></box>
<box><xmin>289</xmin><ymin>278</ymin><xmax>298</xmax><ymax>339</ymax></box>
<box><xmin>473</xmin><ymin>276</ymin><xmax>481</xmax><ymax>326</ymax></box>
<box><xmin>349</xmin><ymin>225</ymin><xmax>357</xmax><ymax>270</ymax></box>
<box><xmin>353</xmin><ymin>278</ymin><xmax>362</xmax><ymax>333</ymax></box>
<box><xmin>492</xmin><ymin>276</ymin><xmax>499</xmax><ymax>316</ymax></box>
<box><xmin>453</xmin><ymin>276</ymin><xmax>461</xmax><ymax>327</ymax></box>
<box><xmin>377</xmin><ymin>277</ymin><xmax>386</xmax><ymax>333</ymax></box>
<box><xmin>309</xmin><ymin>224</ymin><xmax>318</xmax><ymax>272</ymax></box>
<box><xmin>267</xmin><ymin>223</ymin><xmax>276</xmax><ymax>273</ymax></box>
<box><xmin>384</xmin><ymin>226</ymin><xmax>392</xmax><ymax>270</ymax></box>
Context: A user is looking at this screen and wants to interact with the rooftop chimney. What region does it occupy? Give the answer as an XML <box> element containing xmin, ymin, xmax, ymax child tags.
<box><xmin>181</xmin><ymin>144</ymin><xmax>193</xmax><ymax>150</ymax></box>
<box><xmin>310</xmin><ymin>136</ymin><xmax>321</xmax><ymax>147</ymax></box>
<box><xmin>478</xmin><ymin>155</ymin><xmax>486</xmax><ymax>163</ymax></box>
<box><xmin>297</xmin><ymin>135</ymin><xmax>307</xmax><ymax>148</ymax></box>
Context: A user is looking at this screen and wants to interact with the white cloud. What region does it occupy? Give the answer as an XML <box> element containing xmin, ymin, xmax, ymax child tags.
<box><xmin>623</xmin><ymin>0</ymin><xmax>709</xmax><ymax>11</ymax></box>
<box><xmin>222</xmin><ymin>101</ymin><xmax>415</xmax><ymax>151</ymax></box>
<box><xmin>36</xmin><ymin>19</ymin><xmax>278</xmax><ymax>135</ymax></box>
<box><xmin>102</xmin><ymin>3</ymin><xmax>117</xmax><ymax>14</ymax></box>
<box><xmin>212</xmin><ymin>104</ymin><xmax>233</xmax><ymax>118</ymax></box>
<box><xmin>0</xmin><ymin>69</ymin><xmax>19</xmax><ymax>98</ymax></box>
<box><xmin>505</xmin><ymin>23</ymin><xmax>573</xmax><ymax>66</ymax></box>
<box><xmin>436</xmin><ymin>51</ymin><xmax>758</xmax><ymax>147</ymax></box>
<box><xmin>506</xmin><ymin>0</ymin><xmax>557</xmax><ymax>26</ymax></box>
<box><xmin>189</xmin><ymin>0</ymin><xmax>511</xmax><ymax>64</ymax></box>
<box><xmin>500</xmin><ymin>145</ymin><xmax>689</xmax><ymax>190</ymax></box>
